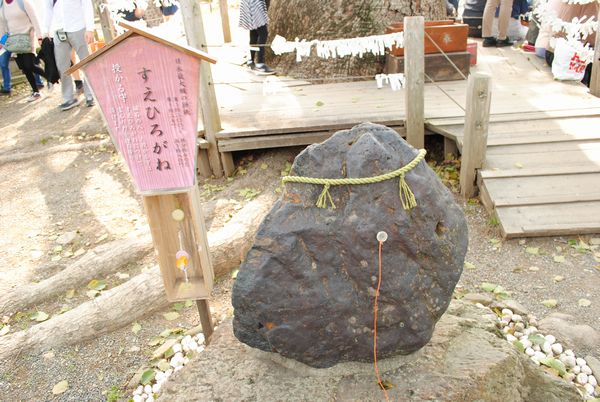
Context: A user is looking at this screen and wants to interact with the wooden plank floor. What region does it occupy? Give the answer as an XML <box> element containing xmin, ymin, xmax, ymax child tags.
<box><xmin>212</xmin><ymin>41</ymin><xmax>600</xmax><ymax>238</ymax></box>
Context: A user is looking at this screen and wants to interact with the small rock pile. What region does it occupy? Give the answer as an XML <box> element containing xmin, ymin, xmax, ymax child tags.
<box><xmin>131</xmin><ymin>333</ymin><xmax>206</xmax><ymax>402</ymax></box>
<box><xmin>498</xmin><ymin>308</ymin><xmax>598</xmax><ymax>399</ymax></box>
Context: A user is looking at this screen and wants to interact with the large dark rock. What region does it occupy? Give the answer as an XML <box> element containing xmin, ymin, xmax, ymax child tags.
<box><xmin>232</xmin><ymin>123</ymin><xmax>468</xmax><ymax>368</ymax></box>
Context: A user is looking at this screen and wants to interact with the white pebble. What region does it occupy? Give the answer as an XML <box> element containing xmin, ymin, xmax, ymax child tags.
<box><xmin>533</xmin><ymin>344</ymin><xmax>541</xmax><ymax>352</ymax></box>
<box><xmin>182</xmin><ymin>335</ymin><xmax>192</xmax><ymax>344</ymax></box>
<box><xmin>588</xmin><ymin>375</ymin><xmax>597</xmax><ymax>386</ymax></box>
<box><xmin>581</xmin><ymin>365</ymin><xmax>593</xmax><ymax>375</ymax></box>
<box><xmin>577</xmin><ymin>357</ymin><xmax>587</xmax><ymax>367</ymax></box>
<box><xmin>542</xmin><ymin>342</ymin><xmax>552</xmax><ymax>355</ymax></box>
<box><xmin>521</xmin><ymin>339</ymin><xmax>532</xmax><ymax>349</ymax></box>
<box><xmin>576</xmin><ymin>373</ymin><xmax>588</xmax><ymax>385</ymax></box>
<box><xmin>196</xmin><ymin>333</ymin><xmax>205</xmax><ymax>344</ymax></box>
<box><xmin>503</xmin><ymin>326</ymin><xmax>511</xmax><ymax>334</ymax></box>
<box><xmin>563</xmin><ymin>372</ymin><xmax>575</xmax><ymax>382</ymax></box>
<box><xmin>530</xmin><ymin>357</ymin><xmax>540</xmax><ymax>365</ymax></box>
<box><xmin>144</xmin><ymin>385</ymin><xmax>152</xmax><ymax>394</ymax></box>
<box><xmin>134</xmin><ymin>386</ymin><xmax>143</xmax><ymax>395</ymax></box>
<box><xmin>565</xmin><ymin>349</ymin><xmax>575</xmax><ymax>356</ymax></box>
<box><xmin>506</xmin><ymin>334</ymin><xmax>518</xmax><ymax>343</ymax></box>
<box><xmin>155</xmin><ymin>371</ymin><xmax>164</xmax><ymax>382</ymax></box>
<box><xmin>525</xmin><ymin>347</ymin><xmax>535</xmax><ymax>356</ymax></box>
<box><xmin>174</xmin><ymin>365</ymin><xmax>183</xmax><ymax>372</ymax></box>
<box><xmin>152</xmin><ymin>383</ymin><xmax>161</xmax><ymax>394</ymax></box>
<box><xmin>165</xmin><ymin>369</ymin><xmax>173</xmax><ymax>377</ymax></box>
<box><xmin>133</xmin><ymin>396</ymin><xmax>143</xmax><ymax>402</ymax></box>
<box><xmin>502</xmin><ymin>308</ymin><xmax>513</xmax><ymax>316</ymax></box>
<box><xmin>525</xmin><ymin>326</ymin><xmax>538</xmax><ymax>335</ymax></box>
<box><xmin>584</xmin><ymin>383</ymin><xmax>595</xmax><ymax>395</ymax></box>
<box><xmin>533</xmin><ymin>351</ymin><xmax>546</xmax><ymax>362</ymax></box>
<box><xmin>170</xmin><ymin>352</ymin><xmax>185</xmax><ymax>368</ymax></box>
<box><xmin>573</xmin><ymin>365</ymin><xmax>581</xmax><ymax>374</ymax></box>
<box><xmin>560</xmin><ymin>355</ymin><xmax>576</xmax><ymax>368</ymax></box>
<box><xmin>147</xmin><ymin>396</ymin><xmax>155</xmax><ymax>402</ymax></box>
<box><xmin>514</xmin><ymin>322</ymin><xmax>525</xmax><ymax>332</ymax></box>
<box><xmin>141</xmin><ymin>394</ymin><xmax>148</xmax><ymax>401</ymax></box>
<box><xmin>501</xmin><ymin>316</ymin><xmax>512</xmax><ymax>325</ymax></box>
<box><xmin>545</xmin><ymin>334</ymin><xmax>556</xmax><ymax>344</ymax></box>
<box><xmin>551</xmin><ymin>343</ymin><xmax>563</xmax><ymax>355</ymax></box>
<box><xmin>512</xmin><ymin>314</ymin><xmax>523</xmax><ymax>322</ymax></box>
<box><xmin>514</xmin><ymin>331</ymin><xmax>524</xmax><ymax>338</ymax></box>
<box><xmin>172</xmin><ymin>343</ymin><xmax>183</xmax><ymax>353</ymax></box>
<box><xmin>188</xmin><ymin>340</ymin><xmax>199</xmax><ymax>351</ymax></box>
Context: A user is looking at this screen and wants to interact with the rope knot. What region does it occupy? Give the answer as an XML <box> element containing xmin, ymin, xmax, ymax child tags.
<box><xmin>398</xmin><ymin>172</ymin><xmax>417</xmax><ymax>210</ymax></box>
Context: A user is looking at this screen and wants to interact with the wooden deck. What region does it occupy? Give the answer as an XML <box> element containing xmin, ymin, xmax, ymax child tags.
<box><xmin>211</xmin><ymin>42</ymin><xmax>600</xmax><ymax>238</ymax></box>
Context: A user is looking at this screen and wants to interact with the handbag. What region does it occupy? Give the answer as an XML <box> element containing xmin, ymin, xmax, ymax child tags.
<box><xmin>4</xmin><ymin>33</ymin><xmax>31</xmax><ymax>54</ymax></box>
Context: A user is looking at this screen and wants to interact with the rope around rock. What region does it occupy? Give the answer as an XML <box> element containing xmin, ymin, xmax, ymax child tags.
<box><xmin>281</xmin><ymin>149</ymin><xmax>427</xmax><ymax>210</ymax></box>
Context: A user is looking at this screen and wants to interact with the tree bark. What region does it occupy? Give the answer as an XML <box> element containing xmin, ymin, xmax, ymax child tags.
<box><xmin>0</xmin><ymin>193</ymin><xmax>277</xmax><ymax>360</ymax></box>
<box><xmin>266</xmin><ymin>0</ymin><xmax>446</xmax><ymax>78</ymax></box>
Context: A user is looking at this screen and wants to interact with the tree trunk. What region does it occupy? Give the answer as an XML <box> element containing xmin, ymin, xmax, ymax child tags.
<box><xmin>0</xmin><ymin>236</ymin><xmax>152</xmax><ymax>316</ymax></box>
<box><xmin>266</xmin><ymin>0</ymin><xmax>446</xmax><ymax>78</ymax></box>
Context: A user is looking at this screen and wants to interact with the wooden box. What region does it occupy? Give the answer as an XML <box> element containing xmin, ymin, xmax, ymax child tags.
<box><xmin>386</xmin><ymin>20</ymin><xmax>468</xmax><ymax>57</ymax></box>
<box><xmin>384</xmin><ymin>51</ymin><xmax>470</xmax><ymax>82</ymax></box>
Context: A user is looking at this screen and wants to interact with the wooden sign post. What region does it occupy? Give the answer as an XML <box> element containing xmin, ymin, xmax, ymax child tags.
<box><xmin>67</xmin><ymin>22</ymin><xmax>217</xmax><ymax>340</ymax></box>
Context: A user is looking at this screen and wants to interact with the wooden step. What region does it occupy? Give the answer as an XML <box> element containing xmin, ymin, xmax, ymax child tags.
<box><xmin>494</xmin><ymin>201</ymin><xmax>600</xmax><ymax>238</ymax></box>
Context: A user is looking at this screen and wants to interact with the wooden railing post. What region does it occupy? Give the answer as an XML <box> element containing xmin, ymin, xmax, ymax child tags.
<box><xmin>459</xmin><ymin>73</ymin><xmax>492</xmax><ymax>198</ymax></box>
<box><xmin>404</xmin><ymin>16</ymin><xmax>425</xmax><ymax>149</ymax></box>
<box><xmin>219</xmin><ymin>0</ymin><xmax>232</xmax><ymax>43</ymax></box>
<box><xmin>179</xmin><ymin>0</ymin><xmax>235</xmax><ymax>177</ymax></box>
<box><xmin>590</xmin><ymin>11</ymin><xmax>600</xmax><ymax>97</ymax></box>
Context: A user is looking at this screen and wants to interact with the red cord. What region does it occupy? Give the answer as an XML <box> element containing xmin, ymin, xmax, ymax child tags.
<box><xmin>374</xmin><ymin>240</ymin><xmax>390</xmax><ymax>401</ymax></box>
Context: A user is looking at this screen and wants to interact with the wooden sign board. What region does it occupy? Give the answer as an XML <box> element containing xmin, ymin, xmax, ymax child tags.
<box><xmin>386</xmin><ymin>20</ymin><xmax>468</xmax><ymax>57</ymax></box>
<box><xmin>68</xmin><ymin>24</ymin><xmax>218</xmax><ymax>302</ymax></box>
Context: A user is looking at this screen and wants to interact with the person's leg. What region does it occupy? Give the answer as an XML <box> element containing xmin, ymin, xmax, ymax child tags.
<box><xmin>71</xmin><ymin>50</ymin><xmax>83</xmax><ymax>94</ymax></box>
<box><xmin>497</xmin><ymin>0</ymin><xmax>515</xmax><ymax>40</ymax></box>
<box><xmin>482</xmin><ymin>0</ymin><xmax>501</xmax><ymax>38</ymax></box>
<box><xmin>0</xmin><ymin>50</ymin><xmax>11</xmax><ymax>93</ymax></box>
<box><xmin>15</xmin><ymin>54</ymin><xmax>40</xmax><ymax>96</ymax></box>
<box><xmin>255</xmin><ymin>25</ymin><xmax>268</xmax><ymax>64</ymax></box>
<box><xmin>69</xmin><ymin>29</ymin><xmax>94</xmax><ymax>103</ymax></box>
<box><xmin>249</xmin><ymin>28</ymin><xmax>258</xmax><ymax>65</ymax></box>
<box><xmin>54</xmin><ymin>32</ymin><xmax>75</xmax><ymax>104</ymax></box>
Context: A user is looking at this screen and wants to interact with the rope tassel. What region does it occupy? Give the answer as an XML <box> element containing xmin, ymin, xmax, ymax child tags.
<box><xmin>399</xmin><ymin>173</ymin><xmax>417</xmax><ymax>210</ymax></box>
<box><xmin>316</xmin><ymin>183</ymin><xmax>336</xmax><ymax>209</ymax></box>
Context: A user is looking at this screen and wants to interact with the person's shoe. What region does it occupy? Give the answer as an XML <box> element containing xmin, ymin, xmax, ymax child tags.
<box><xmin>47</xmin><ymin>83</ymin><xmax>54</xmax><ymax>92</ymax></box>
<box><xmin>482</xmin><ymin>37</ymin><xmax>497</xmax><ymax>47</ymax></box>
<box><xmin>0</xmin><ymin>89</ymin><xmax>11</xmax><ymax>96</ymax></box>
<box><xmin>85</xmin><ymin>98</ymin><xmax>95</xmax><ymax>107</ymax></box>
<box><xmin>27</xmin><ymin>92</ymin><xmax>41</xmax><ymax>102</ymax></box>
<box><xmin>252</xmin><ymin>63</ymin><xmax>275</xmax><ymax>75</ymax></box>
<box><xmin>36</xmin><ymin>83</ymin><xmax>45</xmax><ymax>90</ymax></box>
<box><xmin>60</xmin><ymin>98</ymin><xmax>80</xmax><ymax>111</ymax></box>
<box><xmin>496</xmin><ymin>37</ymin><xmax>514</xmax><ymax>47</ymax></box>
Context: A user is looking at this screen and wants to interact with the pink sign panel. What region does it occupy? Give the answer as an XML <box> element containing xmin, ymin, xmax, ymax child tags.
<box><xmin>83</xmin><ymin>35</ymin><xmax>200</xmax><ymax>194</ymax></box>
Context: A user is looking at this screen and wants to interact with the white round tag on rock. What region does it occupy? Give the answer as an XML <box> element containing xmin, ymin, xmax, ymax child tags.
<box><xmin>171</xmin><ymin>209</ymin><xmax>185</xmax><ymax>221</ymax></box>
<box><xmin>376</xmin><ymin>231</ymin><xmax>388</xmax><ymax>242</ymax></box>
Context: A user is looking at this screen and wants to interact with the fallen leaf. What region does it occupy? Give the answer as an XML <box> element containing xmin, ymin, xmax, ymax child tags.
<box><xmin>377</xmin><ymin>379</ymin><xmax>394</xmax><ymax>390</ymax></box>
<box><xmin>578</xmin><ymin>298</ymin><xmax>592</xmax><ymax>307</ymax></box>
<box><xmin>231</xmin><ymin>269</ymin><xmax>239</xmax><ymax>279</ymax></box>
<box><xmin>260</xmin><ymin>163</ymin><xmax>268</xmax><ymax>170</ymax></box>
<box><xmin>480</xmin><ymin>282</ymin><xmax>498</xmax><ymax>292</ymax></box>
<box><xmin>315</xmin><ymin>101</ymin><xmax>324</xmax><ymax>107</ymax></box>
<box><xmin>528</xmin><ymin>334</ymin><xmax>546</xmax><ymax>345</ymax></box>
<box><xmin>140</xmin><ymin>369</ymin><xmax>155</xmax><ymax>386</ymax></box>
<box><xmin>526</xmin><ymin>247</ymin><xmax>539</xmax><ymax>255</ymax></box>
<box><xmin>464</xmin><ymin>261</ymin><xmax>476</xmax><ymax>270</ymax></box>
<box><xmin>172</xmin><ymin>303</ymin><xmax>185</xmax><ymax>312</ymax></box>
<box><xmin>518</xmin><ymin>239</ymin><xmax>526</xmax><ymax>246</ymax></box>
<box><xmin>542</xmin><ymin>299</ymin><xmax>558</xmax><ymax>308</ymax></box>
<box><xmin>164</xmin><ymin>346</ymin><xmax>175</xmax><ymax>359</ymax></box>
<box><xmin>163</xmin><ymin>312</ymin><xmax>180</xmax><ymax>321</ymax></box>
<box><xmin>513</xmin><ymin>340</ymin><xmax>525</xmax><ymax>353</ymax></box>
<box><xmin>184</xmin><ymin>300</ymin><xmax>194</xmax><ymax>308</ymax></box>
<box><xmin>539</xmin><ymin>357</ymin><xmax>566</xmax><ymax>376</ymax></box>
<box><xmin>529</xmin><ymin>266</ymin><xmax>540</xmax><ymax>272</ymax></box>
<box><xmin>0</xmin><ymin>325</ymin><xmax>9</xmax><ymax>336</ymax></box>
<box><xmin>73</xmin><ymin>248</ymin><xmax>85</xmax><ymax>257</ymax></box>
<box><xmin>52</xmin><ymin>380</ymin><xmax>69</xmax><ymax>395</ymax></box>
<box><xmin>157</xmin><ymin>359</ymin><xmax>171</xmax><ymax>371</ymax></box>
<box><xmin>553</xmin><ymin>255</ymin><xmax>566</xmax><ymax>263</ymax></box>
<box><xmin>515</xmin><ymin>162</ymin><xmax>524</xmax><ymax>168</ymax></box>
<box><xmin>65</xmin><ymin>289</ymin><xmax>75</xmax><ymax>299</ymax></box>
<box><xmin>148</xmin><ymin>336</ymin><xmax>164</xmax><ymax>346</ymax></box>
<box><xmin>87</xmin><ymin>279</ymin><xmax>106</xmax><ymax>291</ymax></box>
<box><xmin>30</xmin><ymin>311</ymin><xmax>49</xmax><ymax>322</ymax></box>
<box><xmin>553</xmin><ymin>275</ymin><xmax>564</xmax><ymax>282</ymax></box>
<box><xmin>132</xmin><ymin>322</ymin><xmax>142</xmax><ymax>334</ymax></box>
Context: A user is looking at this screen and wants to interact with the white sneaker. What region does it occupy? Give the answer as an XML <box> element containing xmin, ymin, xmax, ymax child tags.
<box><xmin>26</xmin><ymin>92</ymin><xmax>41</xmax><ymax>102</ymax></box>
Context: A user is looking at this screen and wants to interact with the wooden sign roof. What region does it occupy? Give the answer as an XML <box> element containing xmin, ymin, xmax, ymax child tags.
<box><xmin>66</xmin><ymin>21</ymin><xmax>217</xmax><ymax>75</ymax></box>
